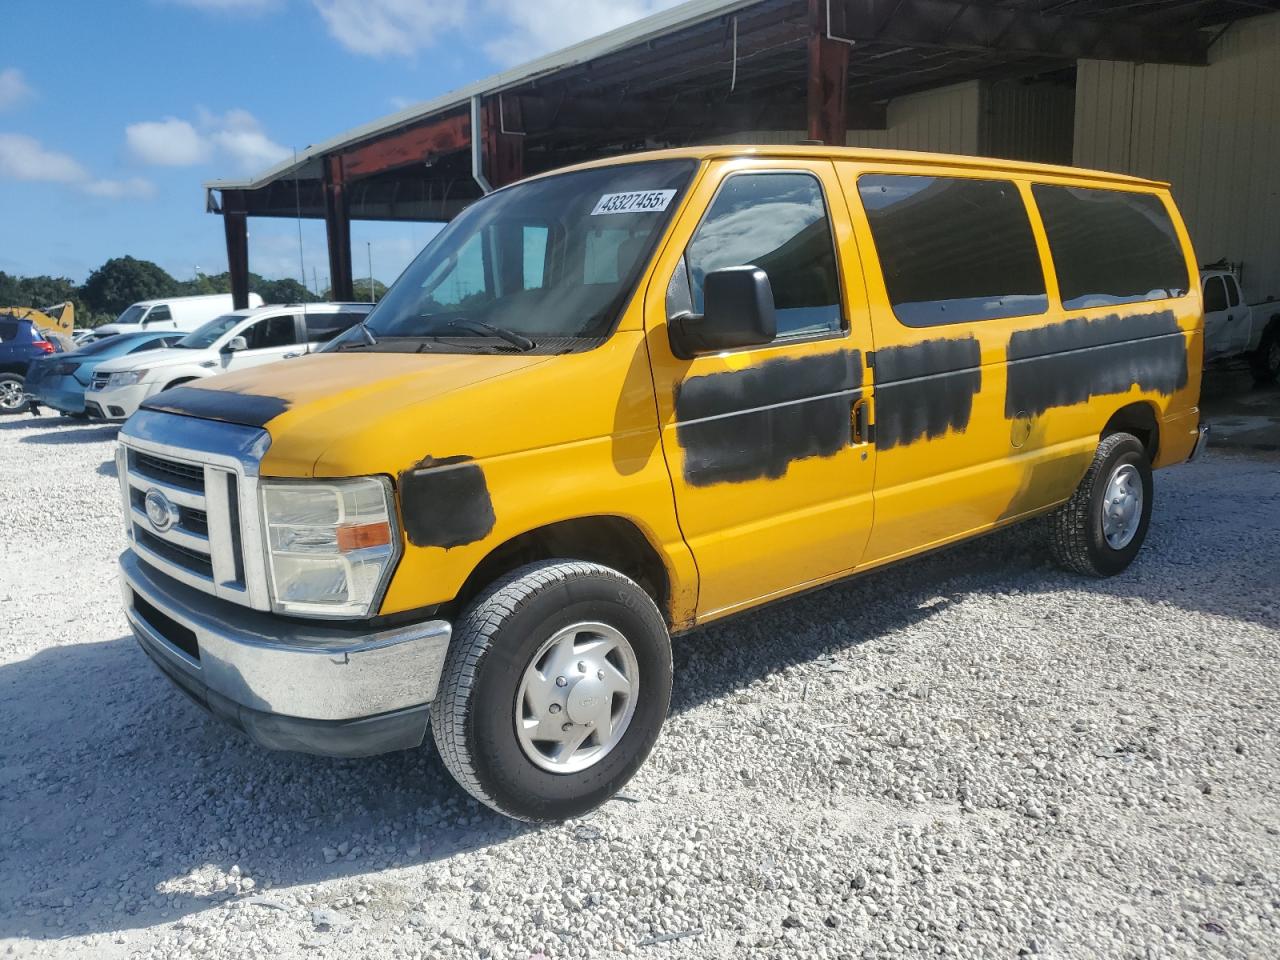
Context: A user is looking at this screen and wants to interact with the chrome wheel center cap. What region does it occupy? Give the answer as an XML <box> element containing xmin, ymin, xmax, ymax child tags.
<box><xmin>565</xmin><ymin>673</ymin><xmax>608</xmax><ymax>725</ymax></box>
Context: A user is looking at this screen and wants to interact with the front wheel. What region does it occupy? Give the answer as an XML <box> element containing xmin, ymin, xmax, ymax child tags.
<box><xmin>430</xmin><ymin>560</ymin><xmax>672</xmax><ymax>822</ymax></box>
<box><xmin>1048</xmin><ymin>432</ymin><xmax>1153</xmax><ymax>578</ymax></box>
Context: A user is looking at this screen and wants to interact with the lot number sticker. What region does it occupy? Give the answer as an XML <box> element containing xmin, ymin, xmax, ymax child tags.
<box><xmin>591</xmin><ymin>190</ymin><xmax>677</xmax><ymax>216</ymax></box>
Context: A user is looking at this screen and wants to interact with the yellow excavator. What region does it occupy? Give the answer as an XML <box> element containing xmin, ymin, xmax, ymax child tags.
<box><xmin>0</xmin><ymin>301</ymin><xmax>76</xmax><ymax>350</ymax></box>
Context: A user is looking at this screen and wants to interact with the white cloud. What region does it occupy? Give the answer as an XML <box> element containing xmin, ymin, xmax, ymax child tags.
<box><xmin>308</xmin><ymin>0</ymin><xmax>683</xmax><ymax>64</ymax></box>
<box><xmin>126</xmin><ymin>117</ymin><xmax>210</xmax><ymax>166</ymax></box>
<box><xmin>83</xmin><ymin>177</ymin><xmax>157</xmax><ymax>199</ymax></box>
<box><xmin>482</xmin><ymin>0</ymin><xmax>686</xmax><ymax>65</ymax></box>
<box><xmin>0</xmin><ymin>133</ymin><xmax>155</xmax><ymax>199</ymax></box>
<box><xmin>311</xmin><ymin>0</ymin><xmax>467</xmax><ymax>57</ymax></box>
<box><xmin>0</xmin><ymin>68</ymin><xmax>32</xmax><ymax>112</ymax></box>
<box><xmin>125</xmin><ymin>108</ymin><xmax>289</xmax><ymax>172</ymax></box>
<box><xmin>207</xmin><ymin>108</ymin><xmax>291</xmax><ymax>170</ymax></box>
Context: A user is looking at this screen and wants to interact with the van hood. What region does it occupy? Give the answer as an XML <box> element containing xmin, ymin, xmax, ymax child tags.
<box><xmin>139</xmin><ymin>350</ymin><xmax>561</xmax><ymax>476</ymax></box>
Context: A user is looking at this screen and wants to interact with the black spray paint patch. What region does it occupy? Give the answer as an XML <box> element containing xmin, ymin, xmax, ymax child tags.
<box><xmin>674</xmin><ymin>350</ymin><xmax>860</xmax><ymax>487</ymax></box>
<box><xmin>1005</xmin><ymin>310</ymin><xmax>1187</xmax><ymax>417</ymax></box>
<box><xmin>140</xmin><ymin>386</ymin><xmax>289</xmax><ymax>428</ymax></box>
<box><xmin>398</xmin><ymin>455</ymin><xmax>496</xmax><ymax>549</ymax></box>
<box><xmin>874</xmin><ymin>337</ymin><xmax>982</xmax><ymax>450</ymax></box>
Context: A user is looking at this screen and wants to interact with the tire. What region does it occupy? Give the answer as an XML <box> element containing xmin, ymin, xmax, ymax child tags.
<box><xmin>431</xmin><ymin>560</ymin><xmax>672</xmax><ymax>822</ymax></box>
<box><xmin>0</xmin><ymin>374</ymin><xmax>26</xmax><ymax>415</ymax></box>
<box><xmin>1049</xmin><ymin>432</ymin><xmax>1153</xmax><ymax>578</ymax></box>
<box><xmin>1250</xmin><ymin>318</ymin><xmax>1280</xmax><ymax>384</ymax></box>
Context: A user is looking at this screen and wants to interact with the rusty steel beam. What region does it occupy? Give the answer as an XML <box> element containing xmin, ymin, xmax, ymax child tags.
<box><xmin>341</xmin><ymin>111</ymin><xmax>471</xmax><ymax>180</ymax></box>
<box><xmin>323</xmin><ymin>156</ymin><xmax>354</xmax><ymax>301</ymax></box>
<box><xmin>808</xmin><ymin>0</ymin><xmax>851</xmax><ymax>144</ymax></box>
<box><xmin>482</xmin><ymin>97</ymin><xmax>525</xmax><ymax>189</ymax></box>
<box><xmin>221</xmin><ymin>190</ymin><xmax>250</xmax><ymax>311</ymax></box>
<box><xmin>832</xmin><ymin>0</ymin><xmax>1211</xmax><ymax>65</ymax></box>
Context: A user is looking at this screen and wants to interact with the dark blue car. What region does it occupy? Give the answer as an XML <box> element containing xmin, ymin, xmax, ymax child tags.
<box><xmin>0</xmin><ymin>316</ymin><xmax>66</xmax><ymax>415</ymax></box>
<box><xmin>24</xmin><ymin>331</ymin><xmax>184</xmax><ymax>417</ymax></box>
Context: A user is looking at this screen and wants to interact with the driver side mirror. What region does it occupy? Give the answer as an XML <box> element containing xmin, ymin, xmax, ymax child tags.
<box><xmin>668</xmin><ymin>266</ymin><xmax>777</xmax><ymax>358</ymax></box>
<box><xmin>222</xmin><ymin>335</ymin><xmax>248</xmax><ymax>354</ymax></box>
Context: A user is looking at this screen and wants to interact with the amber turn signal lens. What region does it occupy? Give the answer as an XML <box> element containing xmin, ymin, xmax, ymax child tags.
<box><xmin>336</xmin><ymin>521</ymin><xmax>392</xmax><ymax>551</ymax></box>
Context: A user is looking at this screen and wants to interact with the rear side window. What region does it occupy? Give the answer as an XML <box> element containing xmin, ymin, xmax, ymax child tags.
<box><xmin>1203</xmin><ymin>276</ymin><xmax>1228</xmax><ymax>313</ymax></box>
<box><xmin>1032</xmin><ymin>185</ymin><xmax>1189</xmax><ymax>310</ymax></box>
<box><xmin>244</xmin><ymin>315</ymin><xmax>299</xmax><ymax>349</ymax></box>
<box><xmin>682</xmin><ymin>171</ymin><xmax>843</xmax><ymax>339</ymax></box>
<box><xmin>0</xmin><ymin>320</ymin><xmax>19</xmax><ymax>342</ymax></box>
<box><xmin>305</xmin><ymin>311</ymin><xmax>367</xmax><ymax>343</ymax></box>
<box><xmin>858</xmin><ymin>174</ymin><xmax>1047</xmax><ymax>326</ymax></box>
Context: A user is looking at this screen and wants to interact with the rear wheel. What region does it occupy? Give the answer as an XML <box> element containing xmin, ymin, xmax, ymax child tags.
<box><xmin>0</xmin><ymin>374</ymin><xmax>26</xmax><ymax>415</ymax></box>
<box><xmin>1250</xmin><ymin>319</ymin><xmax>1280</xmax><ymax>384</ymax></box>
<box><xmin>1049</xmin><ymin>432</ymin><xmax>1153</xmax><ymax>578</ymax></box>
<box><xmin>430</xmin><ymin>560</ymin><xmax>672</xmax><ymax>822</ymax></box>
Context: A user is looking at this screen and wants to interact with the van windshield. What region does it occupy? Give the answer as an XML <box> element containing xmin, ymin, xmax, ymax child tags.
<box><xmin>176</xmin><ymin>313</ymin><xmax>242</xmax><ymax>349</ymax></box>
<box><xmin>114</xmin><ymin>305</ymin><xmax>147</xmax><ymax>326</ymax></box>
<box><xmin>331</xmin><ymin>159</ymin><xmax>696</xmax><ymax>353</ymax></box>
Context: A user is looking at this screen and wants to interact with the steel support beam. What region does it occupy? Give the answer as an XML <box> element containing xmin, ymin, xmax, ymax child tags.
<box><xmin>341</xmin><ymin>112</ymin><xmax>470</xmax><ymax>179</ymax></box>
<box><xmin>221</xmin><ymin>190</ymin><xmax>250</xmax><ymax>311</ymax></box>
<box><xmin>808</xmin><ymin>0</ymin><xmax>850</xmax><ymax>145</ymax></box>
<box><xmin>831</xmin><ymin>0</ymin><xmax>1211</xmax><ymax>66</ymax></box>
<box><xmin>483</xmin><ymin>97</ymin><xmax>525</xmax><ymax>189</ymax></box>
<box><xmin>323</xmin><ymin>155</ymin><xmax>354</xmax><ymax>301</ymax></box>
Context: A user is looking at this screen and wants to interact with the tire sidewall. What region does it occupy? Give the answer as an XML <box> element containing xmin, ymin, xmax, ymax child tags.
<box><xmin>464</xmin><ymin>571</ymin><xmax>672</xmax><ymax>821</ymax></box>
<box><xmin>1085</xmin><ymin>438</ymin><xmax>1153</xmax><ymax>576</ymax></box>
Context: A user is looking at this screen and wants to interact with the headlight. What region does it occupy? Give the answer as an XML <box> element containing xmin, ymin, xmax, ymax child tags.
<box><xmin>260</xmin><ymin>477</ymin><xmax>398</xmax><ymax>618</ymax></box>
<box><xmin>107</xmin><ymin>369</ymin><xmax>148</xmax><ymax>387</ymax></box>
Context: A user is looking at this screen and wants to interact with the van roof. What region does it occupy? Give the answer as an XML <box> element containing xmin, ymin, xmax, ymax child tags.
<box><xmin>542</xmin><ymin>145</ymin><xmax>1169</xmax><ymax>190</ymax></box>
<box><xmin>129</xmin><ymin>293</ymin><xmax>247</xmax><ymax>307</ymax></box>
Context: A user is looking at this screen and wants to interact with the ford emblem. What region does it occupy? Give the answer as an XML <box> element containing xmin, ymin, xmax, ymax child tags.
<box><xmin>144</xmin><ymin>488</ymin><xmax>179</xmax><ymax>534</ymax></box>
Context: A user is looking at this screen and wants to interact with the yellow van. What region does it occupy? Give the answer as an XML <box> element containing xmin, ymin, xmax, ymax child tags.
<box><xmin>116</xmin><ymin>146</ymin><xmax>1207</xmax><ymax>821</ymax></box>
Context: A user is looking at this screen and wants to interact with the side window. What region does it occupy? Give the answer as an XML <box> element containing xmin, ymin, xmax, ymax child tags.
<box><xmin>858</xmin><ymin>174</ymin><xmax>1047</xmax><ymax>326</ymax></box>
<box><xmin>305</xmin><ymin>311</ymin><xmax>366</xmax><ymax>343</ymax></box>
<box><xmin>678</xmin><ymin>171</ymin><xmax>842</xmax><ymax>339</ymax></box>
<box><xmin>243</xmin><ymin>315</ymin><xmax>299</xmax><ymax>350</ymax></box>
<box><xmin>128</xmin><ymin>338</ymin><xmax>171</xmax><ymax>354</ymax></box>
<box><xmin>523</xmin><ymin>225</ymin><xmax>548</xmax><ymax>290</ymax></box>
<box><xmin>144</xmin><ymin>306</ymin><xmax>171</xmax><ymax>325</ymax></box>
<box><xmin>1226</xmin><ymin>275</ymin><xmax>1241</xmax><ymax>308</ymax></box>
<box><xmin>1032</xmin><ymin>185</ymin><xmax>1190</xmax><ymax>310</ymax></box>
<box><xmin>1203</xmin><ymin>276</ymin><xmax>1228</xmax><ymax>313</ymax></box>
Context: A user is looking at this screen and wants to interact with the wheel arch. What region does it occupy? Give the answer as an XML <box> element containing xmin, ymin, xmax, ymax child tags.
<box><xmin>447</xmin><ymin>515</ymin><xmax>675</xmax><ymax>628</ymax></box>
<box><xmin>1102</xmin><ymin>402</ymin><xmax>1160</xmax><ymax>462</ymax></box>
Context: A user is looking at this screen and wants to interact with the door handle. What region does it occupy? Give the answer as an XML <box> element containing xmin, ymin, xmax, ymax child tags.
<box><xmin>851</xmin><ymin>397</ymin><xmax>870</xmax><ymax>445</ymax></box>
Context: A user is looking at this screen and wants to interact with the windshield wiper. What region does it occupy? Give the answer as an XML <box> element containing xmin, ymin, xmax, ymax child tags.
<box><xmin>424</xmin><ymin>317</ymin><xmax>534</xmax><ymax>351</ymax></box>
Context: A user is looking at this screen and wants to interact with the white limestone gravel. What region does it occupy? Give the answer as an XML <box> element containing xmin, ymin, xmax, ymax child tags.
<box><xmin>0</xmin><ymin>411</ymin><xmax>1277</xmax><ymax>959</ymax></box>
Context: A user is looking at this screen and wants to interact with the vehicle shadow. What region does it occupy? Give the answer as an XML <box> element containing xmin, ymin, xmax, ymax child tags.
<box><xmin>19</xmin><ymin>424</ymin><xmax>120</xmax><ymax>445</ymax></box>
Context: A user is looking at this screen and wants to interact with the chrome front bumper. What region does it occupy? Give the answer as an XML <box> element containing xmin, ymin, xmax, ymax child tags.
<box><xmin>120</xmin><ymin>549</ymin><xmax>452</xmax><ymax>757</ymax></box>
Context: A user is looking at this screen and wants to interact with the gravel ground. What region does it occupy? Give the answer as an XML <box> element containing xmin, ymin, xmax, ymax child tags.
<box><xmin>1</xmin><ymin>412</ymin><xmax>1278</xmax><ymax>960</ymax></box>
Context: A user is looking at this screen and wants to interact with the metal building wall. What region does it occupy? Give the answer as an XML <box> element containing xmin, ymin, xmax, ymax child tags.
<box><xmin>1074</xmin><ymin>12</ymin><xmax>1280</xmax><ymax>301</ymax></box>
<box><xmin>703</xmin><ymin>80</ymin><xmax>982</xmax><ymax>153</ymax></box>
<box><xmin>981</xmin><ymin>79</ymin><xmax>1075</xmax><ymax>164</ymax></box>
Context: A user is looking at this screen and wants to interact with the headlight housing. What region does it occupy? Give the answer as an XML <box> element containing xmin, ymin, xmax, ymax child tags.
<box><xmin>107</xmin><ymin>369</ymin><xmax>148</xmax><ymax>387</ymax></box>
<box><xmin>259</xmin><ymin>477</ymin><xmax>399</xmax><ymax>618</ymax></box>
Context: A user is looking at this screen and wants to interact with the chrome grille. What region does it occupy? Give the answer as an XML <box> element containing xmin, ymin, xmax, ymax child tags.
<box><xmin>117</xmin><ymin>419</ymin><xmax>271</xmax><ymax>612</ymax></box>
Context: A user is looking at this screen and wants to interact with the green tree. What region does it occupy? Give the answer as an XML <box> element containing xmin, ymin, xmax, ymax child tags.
<box><xmin>81</xmin><ymin>256</ymin><xmax>177</xmax><ymax>317</ymax></box>
<box><xmin>323</xmin><ymin>277</ymin><xmax>388</xmax><ymax>302</ymax></box>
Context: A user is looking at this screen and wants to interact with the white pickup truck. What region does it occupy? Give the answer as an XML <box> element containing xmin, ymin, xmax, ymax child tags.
<box><xmin>1200</xmin><ymin>267</ymin><xmax>1280</xmax><ymax>382</ymax></box>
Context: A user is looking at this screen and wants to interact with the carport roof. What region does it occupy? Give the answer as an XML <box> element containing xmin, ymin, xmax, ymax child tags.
<box><xmin>205</xmin><ymin>0</ymin><xmax>1275</xmax><ymax>200</ymax></box>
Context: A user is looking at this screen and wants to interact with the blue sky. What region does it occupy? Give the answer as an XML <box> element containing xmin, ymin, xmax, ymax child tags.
<box><xmin>0</xmin><ymin>0</ymin><xmax>681</xmax><ymax>289</ymax></box>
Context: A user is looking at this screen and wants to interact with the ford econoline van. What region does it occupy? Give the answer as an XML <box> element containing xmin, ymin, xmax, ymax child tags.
<box><xmin>115</xmin><ymin>146</ymin><xmax>1206</xmax><ymax>822</ymax></box>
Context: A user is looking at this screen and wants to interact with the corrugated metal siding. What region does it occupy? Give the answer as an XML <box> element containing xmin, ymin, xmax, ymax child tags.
<box><xmin>702</xmin><ymin>81</ymin><xmax>983</xmax><ymax>153</ymax></box>
<box><xmin>982</xmin><ymin>79</ymin><xmax>1075</xmax><ymax>164</ymax></box>
<box><xmin>1075</xmin><ymin>12</ymin><xmax>1280</xmax><ymax>300</ymax></box>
